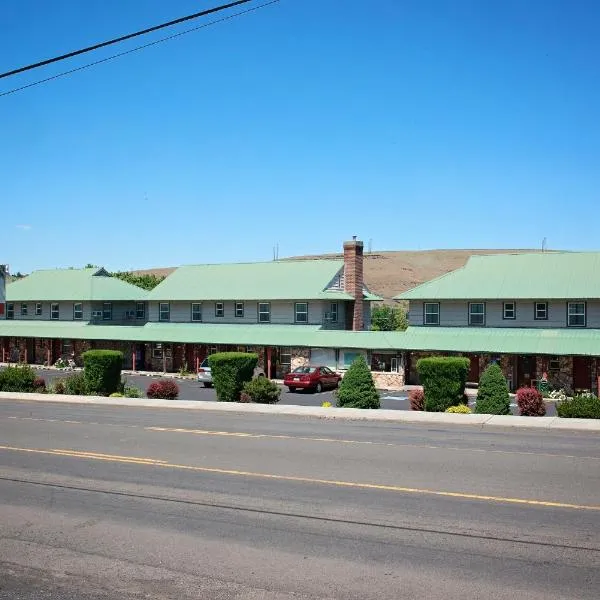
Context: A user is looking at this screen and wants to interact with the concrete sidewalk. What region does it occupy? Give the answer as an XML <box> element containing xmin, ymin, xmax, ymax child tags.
<box><xmin>1</xmin><ymin>391</ymin><xmax>598</xmax><ymax>432</ymax></box>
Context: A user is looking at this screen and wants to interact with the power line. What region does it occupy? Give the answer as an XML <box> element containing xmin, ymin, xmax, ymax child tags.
<box><xmin>0</xmin><ymin>0</ymin><xmax>256</xmax><ymax>81</ymax></box>
<box><xmin>0</xmin><ymin>1</ymin><xmax>279</xmax><ymax>98</ymax></box>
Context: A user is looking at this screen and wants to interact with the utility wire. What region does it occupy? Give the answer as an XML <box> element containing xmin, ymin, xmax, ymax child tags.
<box><xmin>0</xmin><ymin>0</ymin><xmax>255</xmax><ymax>80</ymax></box>
<box><xmin>0</xmin><ymin>1</ymin><xmax>279</xmax><ymax>98</ymax></box>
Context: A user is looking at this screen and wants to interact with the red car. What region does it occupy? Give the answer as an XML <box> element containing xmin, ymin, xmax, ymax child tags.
<box><xmin>284</xmin><ymin>365</ymin><xmax>341</xmax><ymax>393</ymax></box>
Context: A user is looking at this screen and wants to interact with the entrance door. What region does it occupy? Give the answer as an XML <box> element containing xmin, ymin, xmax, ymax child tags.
<box><xmin>573</xmin><ymin>357</ymin><xmax>592</xmax><ymax>391</ymax></box>
<box><xmin>26</xmin><ymin>338</ymin><xmax>35</xmax><ymax>364</ymax></box>
<box><xmin>517</xmin><ymin>355</ymin><xmax>536</xmax><ymax>388</ymax></box>
<box><xmin>135</xmin><ymin>344</ymin><xmax>145</xmax><ymax>371</ymax></box>
<box><xmin>468</xmin><ymin>355</ymin><xmax>480</xmax><ymax>383</ymax></box>
<box><xmin>51</xmin><ymin>339</ymin><xmax>62</xmax><ymax>364</ymax></box>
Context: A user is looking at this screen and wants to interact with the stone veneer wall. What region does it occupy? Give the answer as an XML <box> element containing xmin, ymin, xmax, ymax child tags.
<box><xmin>290</xmin><ymin>348</ymin><xmax>310</xmax><ymax>370</ymax></box>
<box><xmin>371</xmin><ymin>371</ymin><xmax>404</xmax><ymax>390</ymax></box>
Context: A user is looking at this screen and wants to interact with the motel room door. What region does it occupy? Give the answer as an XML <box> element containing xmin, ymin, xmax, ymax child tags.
<box><xmin>517</xmin><ymin>355</ymin><xmax>537</xmax><ymax>388</ymax></box>
<box><xmin>572</xmin><ymin>356</ymin><xmax>592</xmax><ymax>392</ymax></box>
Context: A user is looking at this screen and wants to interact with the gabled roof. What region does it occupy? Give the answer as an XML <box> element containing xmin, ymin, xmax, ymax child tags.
<box><xmin>396</xmin><ymin>252</ymin><xmax>600</xmax><ymax>300</ymax></box>
<box><xmin>6</xmin><ymin>268</ymin><xmax>147</xmax><ymax>302</ymax></box>
<box><xmin>146</xmin><ymin>260</ymin><xmax>362</xmax><ymax>301</ymax></box>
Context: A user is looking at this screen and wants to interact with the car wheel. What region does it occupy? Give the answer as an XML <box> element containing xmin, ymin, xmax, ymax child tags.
<box><xmin>315</xmin><ymin>382</ymin><xmax>323</xmax><ymax>394</ymax></box>
<box><xmin>203</xmin><ymin>382</ymin><xmax>212</xmax><ymax>388</ymax></box>
<box><xmin>288</xmin><ymin>387</ymin><xmax>296</xmax><ymax>393</ymax></box>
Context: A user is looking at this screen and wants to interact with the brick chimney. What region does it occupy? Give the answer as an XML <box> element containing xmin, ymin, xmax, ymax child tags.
<box><xmin>343</xmin><ymin>236</ymin><xmax>364</xmax><ymax>330</ymax></box>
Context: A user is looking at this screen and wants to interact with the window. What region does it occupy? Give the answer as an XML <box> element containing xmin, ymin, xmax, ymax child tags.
<box><xmin>73</xmin><ymin>303</ymin><xmax>83</xmax><ymax>320</ymax></box>
<box><xmin>159</xmin><ymin>302</ymin><xmax>170</xmax><ymax>322</ymax></box>
<box><xmin>235</xmin><ymin>302</ymin><xmax>244</xmax><ymax>318</ymax></box>
<box><xmin>330</xmin><ymin>302</ymin><xmax>338</xmax><ymax>323</ymax></box>
<box><xmin>35</xmin><ymin>302</ymin><xmax>42</xmax><ymax>316</ymax></box>
<box><xmin>371</xmin><ymin>353</ymin><xmax>402</xmax><ymax>372</ymax></box>
<box><xmin>102</xmin><ymin>302</ymin><xmax>112</xmax><ymax>320</ymax></box>
<box><xmin>295</xmin><ymin>302</ymin><xmax>308</xmax><ymax>323</ymax></box>
<box><xmin>258</xmin><ymin>302</ymin><xmax>270</xmax><ymax>323</ymax></box>
<box><xmin>424</xmin><ymin>302</ymin><xmax>440</xmax><ymax>325</ymax></box>
<box><xmin>51</xmin><ymin>303</ymin><xmax>59</xmax><ymax>320</ymax></box>
<box><xmin>568</xmin><ymin>302</ymin><xmax>586</xmax><ymax>327</ymax></box>
<box><xmin>534</xmin><ymin>302</ymin><xmax>548</xmax><ymax>320</ymax></box>
<box><xmin>548</xmin><ymin>356</ymin><xmax>560</xmax><ymax>372</ymax></box>
<box><xmin>136</xmin><ymin>302</ymin><xmax>145</xmax><ymax>320</ymax></box>
<box><xmin>152</xmin><ymin>343</ymin><xmax>163</xmax><ymax>359</ymax></box>
<box><xmin>191</xmin><ymin>303</ymin><xmax>202</xmax><ymax>322</ymax></box>
<box><xmin>6</xmin><ymin>303</ymin><xmax>14</xmax><ymax>320</ymax></box>
<box><xmin>20</xmin><ymin>303</ymin><xmax>28</xmax><ymax>316</ymax></box>
<box><xmin>503</xmin><ymin>302</ymin><xmax>516</xmax><ymax>320</ymax></box>
<box><xmin>215</xmin><ymin>302</ymin><xmax>224</xmax><ymax>318</ymax></box>
<box><xmin>469</xmin><ymin>302</ymin><xmax>485</xmax><ymax>326</ymax></box>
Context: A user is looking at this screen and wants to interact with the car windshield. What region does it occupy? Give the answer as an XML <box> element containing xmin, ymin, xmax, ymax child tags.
<box><xmin>292</xmin><ymin>367</ymin><xmax>316</xmax><ymax>374</ymax></box>
<box><xmin>200</xmin><ymin>359</ymin><xmax>210</xmax><ymax>368</ymax></box>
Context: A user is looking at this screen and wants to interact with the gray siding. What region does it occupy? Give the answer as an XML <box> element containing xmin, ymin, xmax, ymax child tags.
<box><xmin>6</xmin><ymin>301</ymin><xmax>147</xmax><ymax>323</ymax></box>
<box><xmin>409</xmin><ymin>300</ymin><xmax>600</xmax><ymax>328</ymax></box>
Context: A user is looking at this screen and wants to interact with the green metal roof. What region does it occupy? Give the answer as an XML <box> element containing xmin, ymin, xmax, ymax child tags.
<box><xmin>0</xmin><ymin>321</ymin><xmax>394</xmax><ymax>350</ymax></box>
<box><xmin>146</xmin><ymin>260</ymin><xmax>356</xmax><ymax>301</ymax></box>
<box><xmin>6</xmin><ymin>268</ymin><xmax>147</xmax><ymax>302</ymax></box>
<box><xmin>396</xmin><ymin>252</ymin><xmax>600</xmax><ymax>300</ymax></box>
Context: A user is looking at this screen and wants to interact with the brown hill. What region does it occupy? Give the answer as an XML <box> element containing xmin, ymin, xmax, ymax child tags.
<box><xmin>134</xmin><ymin>249</ymin><xmax>543</xmax><ymax>301</ymax></box>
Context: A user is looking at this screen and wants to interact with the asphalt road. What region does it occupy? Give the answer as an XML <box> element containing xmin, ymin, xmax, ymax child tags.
<box><xmin>26</xmin><ymin>368</ymin><xmax>558</xmax><ymax>415</ymax></box>
<box><xmin>0</xmin><ymin>399</ymin><xmax>598</xmax><ymax>599</ymax></box>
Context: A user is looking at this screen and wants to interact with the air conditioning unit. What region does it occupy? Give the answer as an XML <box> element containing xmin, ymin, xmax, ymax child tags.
<box><xmin>91</xmin><ymin>311</ymin><xmax>102</xmax><ymax>318</ymax></box>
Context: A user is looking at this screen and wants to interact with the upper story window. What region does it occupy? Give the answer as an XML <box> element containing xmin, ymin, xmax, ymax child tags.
<box><xmin>51</xmin><ymin>303</ymin><xmax>59</xmax><ymax>320</ymax></box>
<box><xmin>73</xmin><ymin>303</ymin><xmax>83</xmax><ymax>320</ymax></box>
<box><xmin>330</xmin><ymin>302</ymin><xmax>338</xmax><ymax>323</ymax></box>
<box><xmin>424</xmin><ymin>302</ymin><xmax>440</xmax><ymax>325</ymax></box>
<box><xmin>215</xmin><ymin>302</ymin><xmax>224</xmax><ymax>318</ymax></box>
<box><xmin>503</xmin><ymin>302</ymin><xmax>516</xmax><ymax>320</ymax></box>
<box><xmin>567</xmin><ymin>302</ymin><xmax>586</xmax><ymax>327</ymax></box>
<box><xmin>534</xmin><ymin>302</ymin><xmax>548</xmax><ymax>320</ymax></box>
<box><xmin>191</xmin><ymin>303</ymin><xmax>202</xmax><ymax>322</ymax></box>
<box><xmin>258</xmin><ymin>302</ymin><xmax>271</xmax><ymax>323</ymax></box>
<box><xmin>136</xmin><ymin>302</ymin><xmax>145</xmax><ymax>320</ymax></box>
<box><xmin>235</xmin><ymin>302</ymin><xmax>244</xmax><ymax>318</ymax></box>
<box><xmin>6</xmin><ymin>303</ymin><xmax>14</xmax><ymax>320</ymax></box>
<box><xmin>159</xmin><ymin>302</ymin><xmax>170</xmax><ymax>322</ymax></box>
<box><xmin>295</xmin><ymin>302</ymin><xmax>308</xmax><ymax>323</ymax></box>
<box><xmin>469</xmin><ymin>302</ymin><xmax>485</xmax><ymax>326</ymax></box>
<box><xmin>35</xmin><ymin>302</ymin><xmax>42</xmax><ymax>316</ymax></box>
<box><xmin>20</xmin><ymin>303</ymin><xmax>28</xmax><ymax>316</ymax></box>
<box><xmin>102</xmin><ymin>302</ymin><xmax>112</xmax><ymax>320</ymax></box>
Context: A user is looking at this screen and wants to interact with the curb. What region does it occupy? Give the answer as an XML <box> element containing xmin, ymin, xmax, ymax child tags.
<box><xmin>1</xmin><ymin>392</ymin><xmax>599</xmax><ymax>432</ymax></box>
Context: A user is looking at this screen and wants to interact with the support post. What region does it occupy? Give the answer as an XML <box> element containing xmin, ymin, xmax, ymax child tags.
<box><xmin>267</xmin><ymin>346</ymin><xmax>272</xmax><ymax>379</ymax></box>
<box><xmin>132</xmin><ymin>351</ymin><xmax>136</xmax><ymax>372</ymax></box>
<box><xmin>196</xmin><ymin>355</ymin><xmax>199</xmax><ymax>373</ymax></box>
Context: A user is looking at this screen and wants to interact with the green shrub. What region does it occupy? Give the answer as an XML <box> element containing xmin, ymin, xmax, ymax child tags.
<box><xmin>63</xmin><ymin>372</ymin><xmax>88</xmax><ymax>395</ymax></box>
<box><xmin>241</xmin><ymin>377</ymin><xmax>281</xmax><ymax>404</ymax></box>
<box><xmin>0</xmin><ymin>364</ymin><xmax>37</xmax><ymax>392</ymax></box>
<box><xmin>556</xmin><ymin>394</ymin><xmax>600</xmax><ymax>419</ymax></box>
<box><xmin>124</xmin><ymin>385</ymin><xmax>143</xmax><ymax>398</ymax></box>
<box><xmin>335</xmin><ymin>356</ymin><xmax>380</xmax><ymax>409</ymax></box>
<box><xmin>50</xmin><ymin>379</ymin><xmax>66</xmax><ymax>394</ymax></box>
<box><xmin>208</xmin><ymin>352</ymin><xmax>258</xmax><ymax>402</ymax></box>
<box><xmin>416</xmin><ymin>357</ymin><xmax>469</xmax><ymax>412</ymax></box>
<box><xmin>446</xmin><ymin>404</ymin><xmax>472</xmax><ymax>414</ymax></box>
<box><xmin>82</xmin><ymin>350</ymin><xmax>123</xmax><ymax>396</ymax></box>
<box><xmin>475</xmin><ymin>364</ymin><xmax>510</xmax><ymax>415</ymax></box>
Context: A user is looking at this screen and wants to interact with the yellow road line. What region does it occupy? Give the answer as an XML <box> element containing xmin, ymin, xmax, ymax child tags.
<box><xmin>1</xmin><ymin>444</ymin><xmax>599</xmax><ymax>512</ymax></box>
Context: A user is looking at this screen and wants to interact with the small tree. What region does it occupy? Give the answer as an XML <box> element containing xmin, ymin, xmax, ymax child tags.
<box><xmin>82</xmin><ymin>350</ymin><xmax>123</xmax><ymax>396</ymax></box>
<box><xmin>417</xmin><ymin>357</ymin><xmax>469</xmax><ymax>412</ymax></box>
<box><xmin>336</xmin><ymin>356</ymin><xmax>380</xmax><ymax>409</ymax></box>
<box><xmin>475</xmin><ymin>363</ymin><xmax>510</xmax><ymax>415</ymax></box>
<box><xmin>370</xmin><ymin>304</ymin><xmax>408</xmax><ymax>331</ymax></box>
<box><xmin>208</xmin><ymin>352</ymin><xmax>258</xmax><ymax>402</ymax></box>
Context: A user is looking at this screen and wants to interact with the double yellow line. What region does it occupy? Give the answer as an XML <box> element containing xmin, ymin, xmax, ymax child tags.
<box><xmin>1</xmin><ymin>444</ymin><xmax>599</xmax><ymax>512</ymax></box>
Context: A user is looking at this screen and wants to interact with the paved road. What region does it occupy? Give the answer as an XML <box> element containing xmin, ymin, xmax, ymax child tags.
<box><xmin>0</xmin><ymin>399</ymin><xmax>597</xmax><ymax>599</ymax></box>
<box><xmin>25</xmin><ymin>368</ymin><xmax>558</xmax><ymax>415</ymax></box>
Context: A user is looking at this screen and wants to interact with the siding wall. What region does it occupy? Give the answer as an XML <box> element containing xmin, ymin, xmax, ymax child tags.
<box><xmin>6</xmin><ymin>301</ymin><xmax>147</xmax><ymax>323</ymax></box>
<box><xmin>148</xmin><ymin>300</ymin><xmax>349</xmax><ymax>328</ymax></box>
<box><xmin>409</xmin><ymin>300</ymin><xmax>600</xmax><ymax>328</ymax></box>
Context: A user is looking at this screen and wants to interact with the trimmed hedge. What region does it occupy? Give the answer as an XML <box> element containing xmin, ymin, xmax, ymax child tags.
<box><xmin>475</xmin><ymin>364</ymin><xmax>510</xmax><ymax>415</ymax></box>
<box><xmin>516</xmin><ymin>386</ymin><xmax>546</xmax><ymax>416</ymax></box>
<box><xmin>0</xmin><ymin>364</ymin><xmax>37</xmax><ymax>392</ymax></box>
<box><xmin>147</xmin><ymin>379</ymin><xmax>179</xmax><ymax>400</ymax></box>
<box><xmin>556</xmin><ymin>394</ymin><xmax>600</xmax><ymax>419</ymax></box>
<box><xmin>241</xmin><ymin>377</ymin><xmax>281</xmax><ymax>404</ymax></box>
<box><xmin>208</xmin><ymin>352</ymin><xmax>258</xmax><ymax>402</ymax></box>
<box><xmin>416</xmin><ymin>357</ymin><xmax>469</xmax><ymax>412</ymax></box>
<box><xmin>82</xmin><ymin>350</ymin><xmax>123</xmax><ymax>396</ymax></box>
<box><xmin>335</xmin><ymin>356</ymin><xmax>380</xmax><ymax>409</ymax></box>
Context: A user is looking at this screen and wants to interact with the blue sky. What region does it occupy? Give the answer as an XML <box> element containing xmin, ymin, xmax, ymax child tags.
<box><xmin>1</xmin><ymin>0</ymin><xmax>599</xmax><ymax>273</ymax></box>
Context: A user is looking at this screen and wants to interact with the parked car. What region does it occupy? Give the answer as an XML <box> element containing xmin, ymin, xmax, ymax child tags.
<box><xmin>197</xmin><ymin>357</ymin><xmax>265</xmax><ymax>387</ymax></box>
<box><xmin>284</xmin><ymin>365</ymin><xmax>341</xmax><ymax>393</ymax></box>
